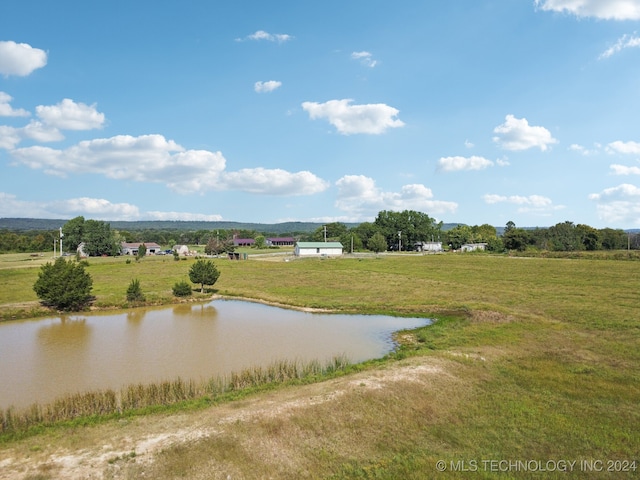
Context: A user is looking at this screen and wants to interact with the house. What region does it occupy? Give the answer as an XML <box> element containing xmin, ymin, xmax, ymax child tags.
<box><xmin>415</xmin><ymin>241</ymin><xmax>443</xmax><ymax>252</ymax></box>
<box><xmin>121</xmin><ymin>242</ymin><xmax>162</xmax><ymax>255</ymax></box>
<box><xmin>172</xmin><ymin>244</ymin><xmax>190</xmax><ymax>256</ymax></box>
<box><xmin>294</xmin><ymin>241</ymin><xmax>343</xmax><ymax>257</ymax></box>
<box><xmin>460</xmin><ymin>243</ymin><xmax>488</xmax><ymax>252</ymax></box>
<box><xmin>266</xmin><ymin>237</ymin><xmax>296</xmax><ymax>247</ymax></box>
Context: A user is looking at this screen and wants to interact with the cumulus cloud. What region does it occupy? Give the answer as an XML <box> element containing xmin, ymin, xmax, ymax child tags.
<box><xmin>254</xmin><ymin>80</ymin><xmax>282</xmax><ymax>93</ymax></box>
<box><xmin>493</xmin><ymin>114</ymin><xmax>558</xmax><ymax>151</ymax></box>
<box><xmin>589</xmin><ymin>183</ymin><xmax>640</xmax><ymax>225</ymax></box>
<box><xmin>302</xmin><ymin>99</ymin><xmax>405</xmax><ymax>135</ymax></box>
<box><xmin>10</xmin><ymin>134</ymin><xmax>329</xmax><ymax>196</ymax></box>
<box><xmin>222</xmin><ymin>167</ymin><xmax>329</xmax><ymax>195</ymax></box>
<box><xmin>35</xmin><ymin>98</ymin><xmax>105</xmax><ymax>130</ymax></box>
<box><xmin>351</xmin><ymin>51</ymin><xmax>378</xmax><ymax>68</ymax></box>
<box><xmin>334</xmin><ymin>174</ymin><xmax>457</xmax><ymax>220</ymax></box>
<box><xmin>607</xmin><ymin>140</ymin><xmax>640</xmax><ymax>154</ymax></box>
<box><xmin>0</xmin><ymin>92</ymin><xmax>29</xmax><ymax>117</ymax></box>
<box><xmin>483</xmin><ymin>193</ymin><xmax>561</xmax><ymax>215</ymax></box>
<box><xmin>600</xmin><ymin>33</ymin><xmax>640</xmax><ymax>59</ymax></box>
<box><xmin>0</xmin><ymin>41</ymin><xmax>47</xmax><ymax>76</ymax></box>
<box><xmin>0</xmin><ymin>191</ymin><xmax>226</xmax><ymax>221</ymax></box>
<box><xmin>610</xmin><ymin>164</ymin><xmax>640</xmax><ymax>175</ymax></box>
<box><xmin>569</xmin><ymin>143</ymin><xmax>601</xmax><ymax>156</ymax></box>
<box><xmin>0</xmin><ymin>98</ymin><xmax>105</xmax><ymax>149</ymax></box>
<box><xmin>535</xmin><ymin>0</ymin><xmax>640</xmax><ymax>20</ymax></box>
<box><xmin>0</xmin><ymin>126</ymin><xmax>21</xmax><ymax>150</ymax></box>
<box><xmin>237</xmin><ymin>30</ymin><xmax>293</xmax><ymax>43</ymax></box>
<box><xmin>437</xmin><ymin>155</ymin><xmax>495</xmax><ymax>172</ymax></box>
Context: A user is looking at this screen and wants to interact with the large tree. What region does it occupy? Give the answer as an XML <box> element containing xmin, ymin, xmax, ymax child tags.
<box><xmin>82</xmin><ymin>219</ymin><xmax>120</xmax><ymax>256</ymax></box>
<box><xmin>33</xmin><ymin>257</ymin><xmax>93</xmax><ymax>311</ymax></box>
<box><xmin>189</xmin><ymin>259</ymin><xmax>221</xmax><ymax>293</ymax></box>
<box><xmin>367</xmin><ymin>232</ymin><xmax>388</xmax><ymax>253</ymax></box>
<box><xmin>374</xmin><ymin>210</ymin><xmax>442</xmax><ymax>251</ymax></box>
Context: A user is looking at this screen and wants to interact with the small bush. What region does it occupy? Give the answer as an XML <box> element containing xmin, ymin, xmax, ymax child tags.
<box><xmin>172</xmin><ymin>280</ymin><xmax>192</xmax><ymax>297</ymax></box>
<box><xmin>126</xmin><ymin>278</ymin><xmax>145</xmax><ymax>302</ymax></box>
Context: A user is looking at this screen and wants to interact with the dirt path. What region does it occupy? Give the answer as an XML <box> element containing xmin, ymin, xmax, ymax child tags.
<box><xmin>0</xmin><ymin>356</ymin><xmax>457</xmax><ymax>479</ymax></box>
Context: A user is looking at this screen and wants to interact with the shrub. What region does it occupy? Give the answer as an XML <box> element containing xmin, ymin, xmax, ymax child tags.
<box><xmin>126</xmin><ymin>278</ymin><xmax>145</xmax><ymax>302</ymax></box>
<box><xmin>172</xmin><ymin>280</ymin><xmax>192</xmax><ymax>297</ymax></box>
<box><xmin>188</xmin><ymin>259</ymin><xmax>221</xmax><ymax>293</ymax></box>
<box><xmin>33</xmin><ymin>257</ymin><xmax>93</xmax><ymax>311</ymax></box>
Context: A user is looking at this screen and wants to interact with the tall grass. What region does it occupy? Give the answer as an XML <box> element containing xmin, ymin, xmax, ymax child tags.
<box><xmin>0</xmin><ymin>356</ymin><xmax>350</xmax><ymax>436</ymax></box>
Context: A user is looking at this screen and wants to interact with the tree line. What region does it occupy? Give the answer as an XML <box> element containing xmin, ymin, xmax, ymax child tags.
<box><xmin>0</xmin><ymin>213</ymin><xmax>637</xmax><ymax>254</ymax></box>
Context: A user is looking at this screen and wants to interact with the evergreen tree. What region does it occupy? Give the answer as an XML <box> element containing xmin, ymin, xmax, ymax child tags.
<box><xmin>33</xmin><ymin>257</ymin><xmax>93</xmax><ymax>311</ymax></box>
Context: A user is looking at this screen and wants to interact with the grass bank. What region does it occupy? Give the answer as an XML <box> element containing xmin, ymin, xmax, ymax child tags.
<box><xmin>0</xmin><ymin>252</ymin><xmax>638</xmax><ymax>478</ymax></box>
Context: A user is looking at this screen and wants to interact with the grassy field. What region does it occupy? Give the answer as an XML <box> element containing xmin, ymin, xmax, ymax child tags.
<box><xmin>0</xmin><ymin>251</ymin><xmax>638</xmax><ymax>478</ymax></box>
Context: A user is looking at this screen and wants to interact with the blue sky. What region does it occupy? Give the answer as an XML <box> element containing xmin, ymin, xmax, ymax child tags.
<box><xmin>1</xmin><ymin>1</ymin><xmax>640</xmax><ymax>229</ymax></box>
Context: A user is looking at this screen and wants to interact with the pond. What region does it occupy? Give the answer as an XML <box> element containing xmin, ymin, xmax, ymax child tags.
<box><xmin>0</xmin><ymin>299</ymin><xmax>431</xmax><ymax>409</ymax></box>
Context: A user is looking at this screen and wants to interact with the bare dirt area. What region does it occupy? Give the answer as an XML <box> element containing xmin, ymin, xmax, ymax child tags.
<box><xmin>0</xmin><ymin>354</ymin><xmax>475</xmax><ymax>480</ymax></box>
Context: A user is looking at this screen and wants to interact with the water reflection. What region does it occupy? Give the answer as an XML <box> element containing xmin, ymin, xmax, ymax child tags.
<box><xmin>0</xmin><ymin>300</ymin><xmax>430</xmax><ymax>409</ymax></box>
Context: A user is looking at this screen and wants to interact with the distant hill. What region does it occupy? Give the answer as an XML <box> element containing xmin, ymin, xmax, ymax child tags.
<box><xmin>0</xmin><ymin>218</ymin><xmax>358</xmax><ymax>234</ymax></box>
<box><xmin>1</xmin><ymin>217</ymin><xmax>466</xmax><ymax>234</ymax></box>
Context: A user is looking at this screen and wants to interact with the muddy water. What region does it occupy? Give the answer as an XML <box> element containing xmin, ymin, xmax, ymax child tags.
<box><xmin>0</xmin><ymin>299</ymin><xmax>430</xmax><ymax>409</ymax></box>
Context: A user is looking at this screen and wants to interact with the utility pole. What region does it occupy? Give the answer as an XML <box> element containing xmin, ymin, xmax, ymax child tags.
<box><xmin>59</xmin><ymin>227</ymin><xmax>64</xmax><ymax>256</ymax></box>
<box><xmin>398</xmin><ymin>231</ymin><xmax>402</xmax><ymax>252</ymax></box>
<box><xmin>323</xmin><ymin>225</ymin><xmax>327</xmax><ymax>242</ymax></box>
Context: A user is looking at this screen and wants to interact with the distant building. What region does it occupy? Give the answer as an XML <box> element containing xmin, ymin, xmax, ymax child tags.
<box><xmin>415</xmin><ymin>241</ymin><xmax>443</xmax><ymax>252</ymax></box>
<box><xmin>266</xmin><ymin>237</ymin><xmax>296</xmax><ymax>246</ymax></box>
<box><xmin>233</xmin><ymin>238</ymin><xmax>255</xmax><ymax>247</ymax></box>
<box><xmin>172</xmin><ymin>244</ymin><xmax>190</xmax><ymax>256</ymax></box>
<box><xmin>121</xmin><ymin>242</ymin><xmax>162</xmax><ymax>255</ymax></box>
<box><xmin>294</xmin><ymin>241</ymin><xmax>343</xmax><ymax>257</ymax></box>
<box><xmin>460</xmin><ymin>243</ymin><xmax>488</xmax><ymax>252</ymax></box>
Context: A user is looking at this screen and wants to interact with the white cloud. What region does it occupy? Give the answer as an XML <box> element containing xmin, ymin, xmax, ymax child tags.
<box><xmin>589</xmin><ymin>183</ymin><xmax>640</xmax><ymax>225</ymax></box>
<box><xmin>607</xmin><ymin>140</ymin><xmax>640</xmax><ymax>154</ymax></box>
<box><xmin>302</xmin><ymin>99</ymin><xmax>405</xmax><ymax>135</ymax></box>
<box><xmin>535</xmin><ymin>0</ymin><xmax>640</xmax><ymax>20</ymax></box>
<box><xmin>493</xmin><ymin>114</ymin><xmax>558</xmax><ymax>151</ymax></box>
<box><xmin>221</xmin><ymin>168</ymin><xmax>329</xmax><ymax>195</ymax></box>
<box><xmin>335</xmin><ymin>174</ymin><xmax>457</xmax><ymax>220</ymax></box>
<box><xmin>437</xmin><ymin>155</ymin><xmax>494</xmax><ymax>172</ymax></box>
<box><xmin>610</xmin><ymin>164</ymin><xmax>640</xmax><ymax>175</ymax></box>
<box><xmin>483</xmin><ymin>193</ymin><xmax>561</xmax><ymax>215</ymax></box>
<box><xmin>237</xmin><ymin>30</ymin><xmax>293</xmax><ymax>43</ymax></box>
<box><xmin>254</xmin><ymin>80</ymin><xmax>282</xmax><ymax>93</ymax></box>
<box><xmin>0</xmin><ymin>98</ymin><xmax>105</xmax><ymax>149</ymax></box>
<box><xmin>0</xmin><ymin>41</ymin><xmax>47</xmax><ymax>76</ymax></box>
<box><xmin>0</xmin><ymin>126</ymin><xmax>21</xmax><ymax>150</ymax></box>
<box><xmin>35</xmin><ymin>98</ymin><xmax>105</xmax><ymax>130</ymax></box>
<box><xmin>351</xmin><ymin>51</ymin><xmax>378</xmax><ymax>68</ymax></box>
<box><xmin>464</xmin><ymin>139</ymin><xmax>475</xmax><ymax>148</ymax></box>
<box><xmin>569</xmin><ymin>143</ymin><xmax>600</xmax><ymax>156</ymax></box>
<box><xmin>0</xmin><ymin>191</ymin><xmax>226</xmax><ymax>221</ymax></box>
<box><xmin>0</xmin><ymin>92</ymin><xmax>29</xmax><ymax>117</ymax></box>
<box><xmin>600</xmin><ymin>33</ymin><xmax>640</xmax><ymax>59</ymax></box>
<box><xmin>10</xmin><ymin>134</ymin><xmax>328</xmax><ymax>196</ymax></box>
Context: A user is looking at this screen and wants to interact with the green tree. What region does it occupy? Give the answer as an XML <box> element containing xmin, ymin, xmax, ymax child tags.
<box><xmin>374</xmin><ymin>210</ymin><xmax>441</xmax><ymax>251</ymax></box>
<box><xmin>62</xmin><ymin>216</ymin><xmax>85</xmax><ymax>252</ymax></box>
<box><xmin>126</xmin><ymin>278</ymin><xmax>145</xmax><ymax>302</ymax></box>
<box><xmin>367</xmin><ymin>232</ymin><xmax>388</xmax><ymax>253</ymax></box>
<box><xmin>502</xmin><ymin>222</ymin><xmax>531</xmax><ymax>252</ymax></box>
<box><xmin>189</xmin><ymin>259</ymin><xmax>221</xmax><ymax>293</ymax></box>
<box><xmin>83</xmin><ymin>220</ymin><xmax>119</xmax><ymax>256</ymax></box>
<box><xmin>446</xmin><ymin>225</ymin><xmax>473</xmax><ymax>250</ymax></box>
<box><xmin>254</xmin><ymin>235</ymin><xmax>266</xmax><ymax>249</ymax></box>
<box><xmin>136</xmin><ymin>243</ymin><xmax>147</xmax><ymax>261</ymax></box>
<box><xmin>172</xmin><ymin>280</ymin><xmax>192</xmax><ymax>297</ymax></box>
<box><xmin>33</xmin><ymin>257</ymin><xmax>93</xmax><ymax>311</ymax></box>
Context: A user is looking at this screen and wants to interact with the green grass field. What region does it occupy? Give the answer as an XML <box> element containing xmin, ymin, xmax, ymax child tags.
<box><xmin>0</xmin><ymin>251</ymin><xmax>638</xmax><ymax>478</ymax></box>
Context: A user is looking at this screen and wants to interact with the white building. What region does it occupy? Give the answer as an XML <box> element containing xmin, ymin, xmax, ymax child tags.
<box><xmin>415</xmin><ymin>241</ymin><xmax>443</xmax><ymax>252</ymax></box>
<box><xmin>460</xmin><ymin>243</ymin><xmax>488</xmax><ymax>252</ymax></box>
<box><xmin>294</xmin><ymin>242</ymin><xmax>343</xmax><ymax>257</ymax></box>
